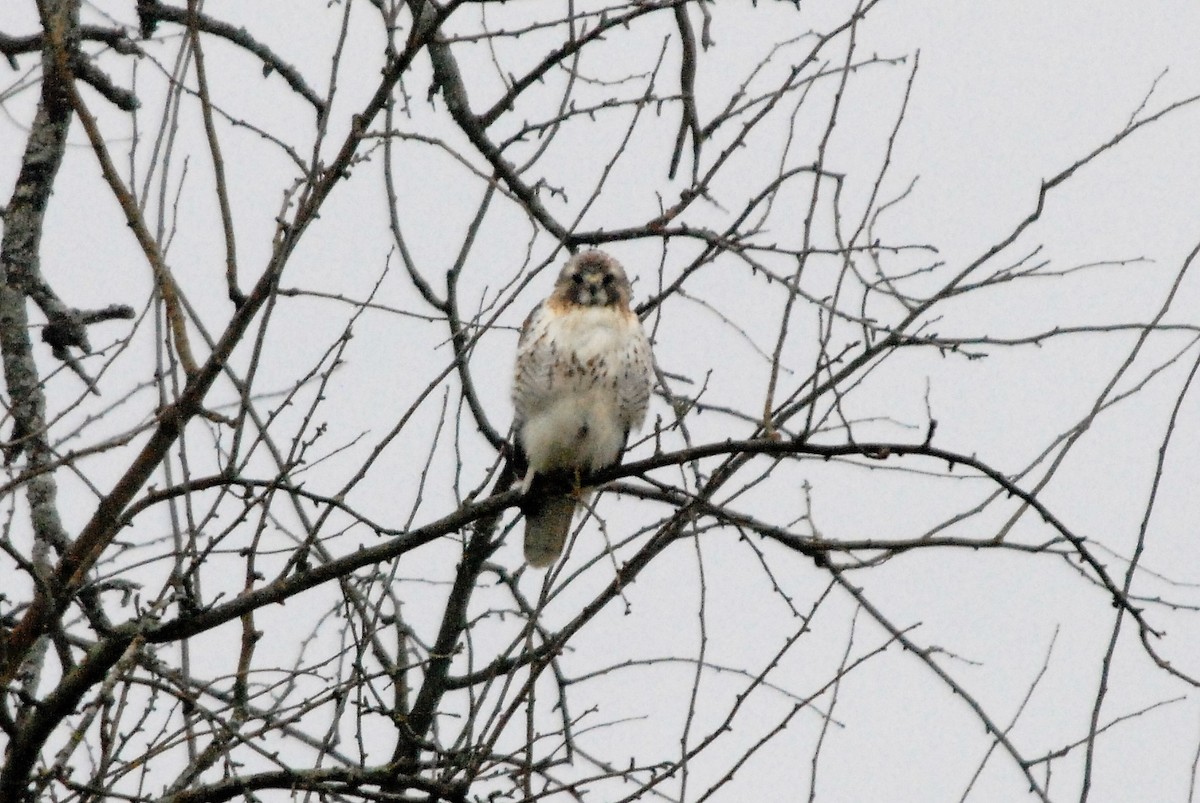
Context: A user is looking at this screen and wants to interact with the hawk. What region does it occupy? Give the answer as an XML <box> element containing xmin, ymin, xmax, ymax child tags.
<box><xmin>511</xmin><ymin>250</ymin><xmax>654</xmax><ymax>567</ymax></box>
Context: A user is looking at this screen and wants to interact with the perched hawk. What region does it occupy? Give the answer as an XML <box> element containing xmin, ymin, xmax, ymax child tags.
<box><xmin>511</xmin><ymin>250</ymin><xmax>654</xmax><ymax>567</ymax></box>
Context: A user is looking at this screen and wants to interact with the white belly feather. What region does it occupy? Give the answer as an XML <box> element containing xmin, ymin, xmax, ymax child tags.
<box><xmin>520</xmin><ymin>387</ymin><xmax>627</xmax><ymax>474</ymax></box>
<box><xmin>514</xmin><ymin>304</ymin><xmax>651</xmax><ymax>477</ymax></box>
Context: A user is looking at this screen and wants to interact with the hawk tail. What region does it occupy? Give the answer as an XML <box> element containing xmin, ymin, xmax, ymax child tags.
<box><xmin>523</xmin><ymin>494</ymin><xmax>576</xmax><ymax>568</ymax></box>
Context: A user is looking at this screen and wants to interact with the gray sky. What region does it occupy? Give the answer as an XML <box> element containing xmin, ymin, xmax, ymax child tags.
<box><xmin>5</xmin><ymin>2</ymin><xmax>1200</xmax><ymax>800</ymax></box>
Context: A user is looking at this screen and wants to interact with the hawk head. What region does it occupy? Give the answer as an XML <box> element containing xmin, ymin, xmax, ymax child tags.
<box><xmin>550</xmin><ymin>250</ymin><xmax>633</xmax><ymax>310</ymax></box>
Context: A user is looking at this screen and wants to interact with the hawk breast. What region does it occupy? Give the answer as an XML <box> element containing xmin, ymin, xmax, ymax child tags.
<box><xmin>514</xmin><ymin>304</ymin><xmax>651</xmax><ymax>477</ymax></box>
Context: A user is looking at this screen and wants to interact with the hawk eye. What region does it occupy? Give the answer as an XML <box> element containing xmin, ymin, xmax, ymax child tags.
<box><xmin>571</xmin><ymin>273</ymin><xmax>584</xmax><ymax>284</ymax></box>
<box><xmin>601</xmin><ymin>273</ymin><xmax>614</xmax><ymax>286</ymax></box>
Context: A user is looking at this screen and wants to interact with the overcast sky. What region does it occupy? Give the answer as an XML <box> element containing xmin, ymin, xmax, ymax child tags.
<box><xmin>6</xmin><ymin>2</ymin><xmax>1200</xmax><ymax>801</ymax></box>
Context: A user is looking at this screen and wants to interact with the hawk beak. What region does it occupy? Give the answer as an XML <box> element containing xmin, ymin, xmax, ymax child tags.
<box><xmin>582</xmin><ymin>275</ymin><xmax>608</xmax><ymax>304</ymax></box>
